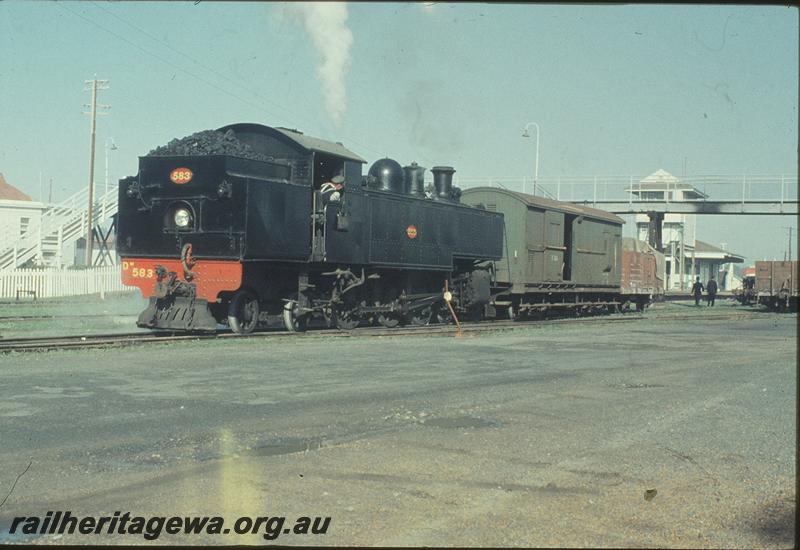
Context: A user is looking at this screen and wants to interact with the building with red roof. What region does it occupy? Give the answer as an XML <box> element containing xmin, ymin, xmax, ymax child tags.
<box><xmin>0</xmin><ymin>173</ymin><xmax>45</xmax><ymax>263</ymax></box>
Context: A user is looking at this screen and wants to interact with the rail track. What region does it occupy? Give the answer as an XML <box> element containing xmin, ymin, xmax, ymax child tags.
<box><xmin>0</xmin><ymin>313</ymin><xmax>136</xmax><ymax>322</ymax></box>
<box><xmin>0</xmin><ymin>309</ymin><xmax>775</xmax><ymax>354</ymax></box>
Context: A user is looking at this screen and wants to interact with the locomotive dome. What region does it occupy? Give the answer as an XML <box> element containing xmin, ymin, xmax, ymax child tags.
<box><xmin>367</xmin><ymin>158</ymin><xmax>404</xmax><ymax>193</ymax></box>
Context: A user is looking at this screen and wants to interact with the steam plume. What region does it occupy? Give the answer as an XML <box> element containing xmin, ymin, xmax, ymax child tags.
<box><xmin>285</xmin><ymin>2</ymin><xmax>353</xmax><ymax>126</ymax></box>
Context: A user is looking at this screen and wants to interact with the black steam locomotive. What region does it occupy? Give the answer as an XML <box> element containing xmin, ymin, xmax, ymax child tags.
<box><xmin>118</xmin><ymin>123</ymin><xmax>505</xmax><ymax>333</ymax></box>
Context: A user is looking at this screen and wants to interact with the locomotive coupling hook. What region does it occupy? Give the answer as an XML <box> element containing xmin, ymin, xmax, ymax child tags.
<box><xmin>181</xmin><ymin>243</ymin><xmax>197</xmax><ymax>281</ymax></box>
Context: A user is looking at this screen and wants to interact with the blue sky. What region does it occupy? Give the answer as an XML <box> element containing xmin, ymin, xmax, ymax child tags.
<box><xmin>0</xmin><ymin>2</ymin><xmax>796</xmax><ymax>262</ymax></box>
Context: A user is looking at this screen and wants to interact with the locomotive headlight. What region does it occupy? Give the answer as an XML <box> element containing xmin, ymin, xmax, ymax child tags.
<box><xmin>174</xmin><ymin>208</ymin><xmax>192</xmax><ymax>228</ymax></box>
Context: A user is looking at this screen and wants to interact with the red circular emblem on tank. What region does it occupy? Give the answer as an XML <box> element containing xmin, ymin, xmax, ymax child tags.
<box><xmin>170</xmin><ymin>167</ymin><xmax>193</xmax><ymax>184</ymax></box>
<box><xmin>406</xmin><ymin>225</ymin><xmax>418</xmax><ymax>239</ymax></box>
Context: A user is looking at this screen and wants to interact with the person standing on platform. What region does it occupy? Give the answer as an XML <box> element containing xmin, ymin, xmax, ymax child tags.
<box><xmin>706</xmin><ymin>277</ymin><xmax>718</xmax><ymax>306</ymax></box>
<box><xmin>691</xmin><ymin>276</ymin><xmax>704</xmax><ymax>307</ymax></box>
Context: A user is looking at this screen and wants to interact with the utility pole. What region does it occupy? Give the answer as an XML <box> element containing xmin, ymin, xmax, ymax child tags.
<box><xmin>83</xmin><ymin>77</ymin><xmax>110</xmax><ymax>266</ymax></box>
<box><xmin>679</xmin><ymin>222</ymin><xmax>686</xmax><ymax>291</ymax></box>
<box><xmin>782</xmin><ymin>226</ymin><xmax>794</xmax><ymax>262</ymax></box>
<box><xmin>691</xmin><ymin>218</ymin><xmax>697</xmax><ymax>280</ymax></box>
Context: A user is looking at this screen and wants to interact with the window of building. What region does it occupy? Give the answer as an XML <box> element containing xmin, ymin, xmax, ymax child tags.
<box><xmin>20</xmin><ymin>217</ymin><xmax>30</xmax><ymax>236</ymax></box>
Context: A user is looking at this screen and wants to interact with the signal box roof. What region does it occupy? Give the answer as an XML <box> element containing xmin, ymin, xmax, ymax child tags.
<box><xmin>217</xmin><ymin>123</ymin><xmax>366</xmax><ymax>163</ymax></box>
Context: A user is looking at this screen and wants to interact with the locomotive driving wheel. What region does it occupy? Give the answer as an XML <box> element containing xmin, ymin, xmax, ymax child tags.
<box><xmin>333</xmin><ymin>307</ymin><xmax>360</xmax><ymax>330</ymax></box>
<box><xmin>506</xmin><ymin>304</ymin><xmax>518</xmax><ymax>321</ymax></box>
<box><xmin>377</xmin><ymin>313</ymin><xmax>401</xmax><ymax>328</ymax></box>
<box><xmin>433</xmin><ymin>304</ymin><xmax>453</xmax><ymax>325</ymax></box>
<box><xmin>332</xmin><ymin>298</ymin><xmax>361</xmax><ymax>330</ymax></box>
<box><xmin>228</xmin><ymin>290</ymin><xmax>260</xmax><ymax>334</ymax></box>
<box><xmin>282</xmin><ymin>295</ymin><xmax>309</xmax><ymax>332</ymax></box>
<box><xmin>407</xmin><ymin>306</ymin><xmax>432</xmax><ymax>326</ymax></box>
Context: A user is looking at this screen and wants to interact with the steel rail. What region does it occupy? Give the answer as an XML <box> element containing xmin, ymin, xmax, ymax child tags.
<box><xmin>0</xmin><ymin>310</ymin><xmax>776</xmax><ymax>353</ymax></box>
<box><xmin>0</xmin><ymin>313</ymin><xmax>137</xmax><ymax>322</ymax></box>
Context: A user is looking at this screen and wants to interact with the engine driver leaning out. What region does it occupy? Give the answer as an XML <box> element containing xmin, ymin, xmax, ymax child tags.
<box><xmin>320</xmin><ymin>175</ymin><xmax>345</xmax><ymax>205</ymax></box>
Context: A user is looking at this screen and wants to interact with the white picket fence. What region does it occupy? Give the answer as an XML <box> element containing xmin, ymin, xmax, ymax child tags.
<box><xmin>0</xmin><ymin>266</ymin><xmax>131</xmax><ymax>300</ymax></box>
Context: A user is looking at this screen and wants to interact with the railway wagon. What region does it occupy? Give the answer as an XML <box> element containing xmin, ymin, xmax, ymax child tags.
<box><xmin>736</xmin><ymin>269</ymin><xmax>757</xmax><ymax>305</ymax></box>
<box><xmin>461</xmin><ymin>187</ymin><xmax>628</xmax><ymax>318</ymax></box>
<box><xmin>118</xmin><ymin>123</ymin><xmax>505</xmax><ymax>333</ymax></box>
<box><xmin>620</xmin><ymin>237</ymin><xmax>665</xmax><ymax>310</ymax></box>
<box><xmin>755</xmin><ymin>260</ymin><xmax>798</xmax><ymax>311</ymax></box>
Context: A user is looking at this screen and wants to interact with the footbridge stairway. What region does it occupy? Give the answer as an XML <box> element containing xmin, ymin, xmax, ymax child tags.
<box><xmin>0</xmin><ymin>185</ymin><xmax>118</xmax><ymax>270</ymax></box>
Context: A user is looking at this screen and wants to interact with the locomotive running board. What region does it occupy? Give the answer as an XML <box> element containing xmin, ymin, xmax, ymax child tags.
<box><xmin>137</xmin><ymin>297</ymin><xmax>218</xmax><ymax>332</ymax></box>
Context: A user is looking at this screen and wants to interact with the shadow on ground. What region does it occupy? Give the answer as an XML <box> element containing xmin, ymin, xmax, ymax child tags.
<box><xmin>746</xmin><ymin>495</ymin><xmax>796</xmax><ymax>547</ymax></box>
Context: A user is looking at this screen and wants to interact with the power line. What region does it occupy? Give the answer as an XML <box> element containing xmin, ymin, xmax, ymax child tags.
<box><xmin>89</xmin><ymin>1</ymin><xmax>302</xmax><ymax>124</ymax></box>
<box><xmin>60</xmin><ymin>3</ymin><xmax>383</xmax><ymax>159</ymax></box>
<box><xmin>58</xmin><ymin>3</ymin><xmax>288</xmax><ymax>124</ymax></box>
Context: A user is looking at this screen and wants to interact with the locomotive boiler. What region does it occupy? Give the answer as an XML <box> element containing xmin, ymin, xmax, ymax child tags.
<box><xmin>117</xmin><ymin>123</ymin><xmax>505</xmax><ymax>333</ymax></box>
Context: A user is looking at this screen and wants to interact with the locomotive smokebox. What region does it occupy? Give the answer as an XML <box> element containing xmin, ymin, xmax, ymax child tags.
<box><xmin>403</xmin><ymin>162</ymin><xmax>426</xmax><ymax>197</ymax></box>
<box><xmin>431</xmin><ymin>166</ymin><xmax>456</xmax><ymax>202</ymax></box>
<box><xmin>368</xmin><ymin>158</ymin><xmax>404</xmax><ymax>193</ymax></box>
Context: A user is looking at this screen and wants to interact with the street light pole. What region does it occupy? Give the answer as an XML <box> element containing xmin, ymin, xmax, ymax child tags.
<box><xmin>103</xmin><ymin>138</ymin><xmax>117</xmax><ymax>224</ymax></box>
<box><xmin>104</xmin><ymin>138</ymin><xmax>117</xmax><ymax>199</ymax></box>
<box><xmin>522</xmin><ymin>122</ymin><xmax>540</xmax><ymax>195</ymax></box>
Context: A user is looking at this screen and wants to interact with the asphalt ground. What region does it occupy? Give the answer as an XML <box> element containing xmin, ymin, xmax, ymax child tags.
<box><xmin>0</xmin><ymin>303</ymin><xmax>795</xmax><ymax>547</ymax></box>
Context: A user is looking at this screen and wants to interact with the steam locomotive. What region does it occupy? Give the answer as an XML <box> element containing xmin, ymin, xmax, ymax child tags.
<box><xmin>118</xmin><ymin>123</ymin><xmax>661</xmax><ymax>333</ymax></box>
<box><xmin>118</xmin><ymin>123</ymin><xmax>504</xmax><ymax>333</ymax></box>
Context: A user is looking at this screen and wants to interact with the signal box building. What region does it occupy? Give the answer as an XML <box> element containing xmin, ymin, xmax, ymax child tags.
<box><xmin>627</xmin><ymin>169</ymin><xmax>743</xmax><ymax>291</ymax></box>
